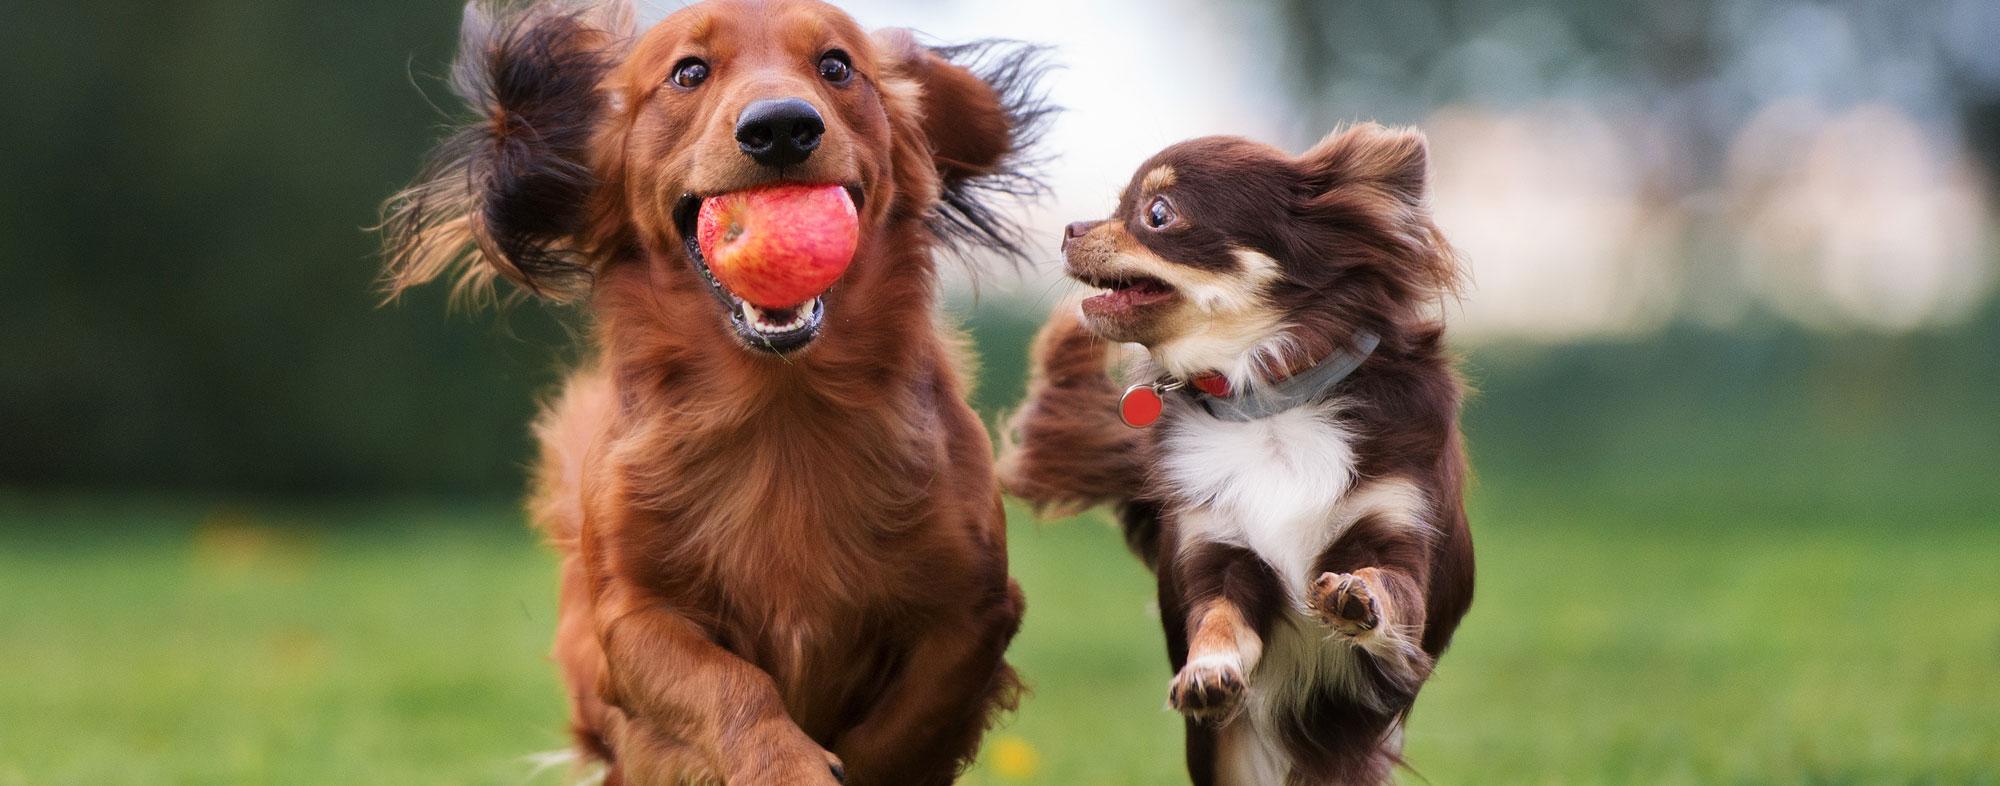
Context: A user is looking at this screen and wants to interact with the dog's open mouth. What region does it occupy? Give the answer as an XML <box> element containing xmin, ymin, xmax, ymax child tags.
<box><xmin>673</xmin><ymin>187</ymin><xmax>862</xmax><ymax>354</ymax></box>
<box><xmin>1077</xmin><ymin>272</ymin><xmax>1178</xmax><ymax>317</ymax></box>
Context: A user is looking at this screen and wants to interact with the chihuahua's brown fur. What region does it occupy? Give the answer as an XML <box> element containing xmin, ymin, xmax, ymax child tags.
<box><xmin>1003</xmin><ymin>126</ymin><xmax>1473</xmax><ymax>786</ymax></box>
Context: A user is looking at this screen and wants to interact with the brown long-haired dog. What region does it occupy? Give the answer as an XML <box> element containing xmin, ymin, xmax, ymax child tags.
<box><xmin>381</xmin><ymin>1</ymin><xmax>1050</xmax><ymax>784</ymax></box>
<box><xmin>1001</xmin><ymin>126</ymin><xmax>1474</xmax><ymax>785</ymax></box>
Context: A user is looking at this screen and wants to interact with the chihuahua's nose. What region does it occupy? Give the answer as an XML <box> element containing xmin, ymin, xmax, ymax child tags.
<box><xmin>736</xmin><ymin>98</ymin><xmax>824</xmax><ymax>168</ymax></box>
<box><xmin>1062</xmin><ymin>221</ymin><xmax>1095</xmax><ymax>251</ymax></box>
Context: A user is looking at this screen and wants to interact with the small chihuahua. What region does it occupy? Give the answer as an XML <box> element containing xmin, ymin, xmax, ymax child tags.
<box><xmin>1002</xmin><ymin>124</ymin><xmax>1474</xmax><ymax>785</ymax></box>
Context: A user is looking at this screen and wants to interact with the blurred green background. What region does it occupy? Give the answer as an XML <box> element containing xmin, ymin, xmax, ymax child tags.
<box><xmin>3</xmin><ymin>0</ymin><xmax>1998</xmax><ymax>784</ymax></box>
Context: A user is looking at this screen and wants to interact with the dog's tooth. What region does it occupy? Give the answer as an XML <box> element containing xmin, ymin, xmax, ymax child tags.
<box><xmin>735</xmin><ymin>299</ymin><xmax>820</xmax><ymax>335</ymax></box>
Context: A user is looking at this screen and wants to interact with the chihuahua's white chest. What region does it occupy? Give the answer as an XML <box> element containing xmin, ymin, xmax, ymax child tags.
<box><xmin>1158</xmin><ymin>400</ymin><xmax>1358</xmax><ymax>599</ymax></box>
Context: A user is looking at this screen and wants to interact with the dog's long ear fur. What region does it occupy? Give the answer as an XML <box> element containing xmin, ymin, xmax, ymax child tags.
<box><xmin>1293</xmin><ymin>124</ymin><xmax>1464</xmax><ymax>304</ymax></box>
<box><xmin>381</xmin><ymin>0</ymin><xmax>632</xmax><ymax>306</ymax></box>
<box><xmin>874</xmin><ymin>31</ymin><xmax>1055</xmax><ymax>265</ymax></box>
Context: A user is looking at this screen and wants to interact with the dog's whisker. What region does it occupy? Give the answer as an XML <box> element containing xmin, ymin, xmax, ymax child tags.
<box><xmin>1030</xmin><ymin>273</ymin><xmax>1083</xmax><ymax>310</ymax></box>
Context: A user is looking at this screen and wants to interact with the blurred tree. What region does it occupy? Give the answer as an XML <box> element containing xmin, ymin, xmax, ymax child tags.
<box><xmin>1261</xmin><ymin>0</ymin><xmax>1998</xmax><ymax>194</ymax></box>
<box><xmin>2</xmin><ymin>0</ymin><xmax>1995</xmax><ymax>500</ymax></box>
<box><xmin>0</xmin><ymin>0</ymin><xmax>577</xmax><ymax>495</ymax></box>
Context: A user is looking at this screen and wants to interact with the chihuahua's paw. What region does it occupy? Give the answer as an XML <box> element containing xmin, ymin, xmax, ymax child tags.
<box><xmin>1309</xmin><ymin>571</ymin><xmax>1381</xmax><ymax>636</ymax></box>
<box><xmin>1169</xmin><ymin>655</ymin><xmax>1246</xmax><ymax>722</ymax></box>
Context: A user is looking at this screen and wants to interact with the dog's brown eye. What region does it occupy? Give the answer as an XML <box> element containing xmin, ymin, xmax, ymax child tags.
<box><xmin>818</xmin><ymin>51</ymin><xmax>852</xmax><ymax>85</ymax></box>
<box><xmin>1145</xmin><ymin>196</ymin><xmax>1175</xmax><ymax>229</ymax></box>
<box><xmin>670</xmin><ymin>58</ymin><xmax>709</xmax><ymax>90</ymax></box>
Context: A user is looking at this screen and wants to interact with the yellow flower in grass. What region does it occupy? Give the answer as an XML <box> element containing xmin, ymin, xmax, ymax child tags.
<box><xmin>988</xmin><ymin>734</ymin><xmax>1041</xmax><ymax>781</ymax></box>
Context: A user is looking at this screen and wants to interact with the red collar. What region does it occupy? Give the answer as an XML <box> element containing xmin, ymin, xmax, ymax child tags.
<box><xmin>1119</xmin><ymin>331</ymin><xmax>1382</xmax><ymax>428</ymax></box>
<box><xmin>1188</xmin><ymin>372</ymin><xmax>1233</xmax><ymax>398</ymax></box>
<box><xmin>1184</xmin><ymin>334</ymin><xmax>1372</xmax><ymax>398</ymax></box>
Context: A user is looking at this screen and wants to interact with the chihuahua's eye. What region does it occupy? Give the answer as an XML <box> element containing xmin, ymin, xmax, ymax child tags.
<box><xmin>818</xmin><ymin>51</ymin><xmax>853</xmax><ymax>84</ymax></box>
<box><xmin>1145</xmin><ymin>196</ymin><xmax>1175</xmax><ymax>229</ymax></box>
<box><xmin>670</xmin><ymin>58</ymin><xmax>709</xmax><ymax>89</ymax></box>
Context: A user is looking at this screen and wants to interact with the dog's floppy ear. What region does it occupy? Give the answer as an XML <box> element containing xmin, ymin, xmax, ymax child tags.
<box><xmin>873</xmin><ymin>30</ymin><xmax>1055</xmax><ymax>263</ymax></box>
<box><xmin>381</xmin><ymin>0</ymin><xmax>632</xmax><ymax>306</ymax></box>
<box><xmin>1295</xmin><ymin>123</ymin><xmax>1462</xmax><ymax>297</ymax></box>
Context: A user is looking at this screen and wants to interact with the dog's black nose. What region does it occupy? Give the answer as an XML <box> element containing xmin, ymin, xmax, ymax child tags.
<box><xmin>736</xmin><ymin>98</ymin><xmax>824</xmax><ymax>168</ymax></box>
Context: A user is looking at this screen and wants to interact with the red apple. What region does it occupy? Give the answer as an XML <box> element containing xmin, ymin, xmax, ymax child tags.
<box><xmin>696</xmin><ymin>183</ymin><xmax>859</xmax><ymax>309</ymax></box>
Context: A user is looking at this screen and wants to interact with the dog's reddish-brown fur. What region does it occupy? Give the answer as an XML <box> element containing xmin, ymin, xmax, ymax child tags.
<box><xmin>1002</xmin><ymin>127</ymin><xmax>1474</xmax><ymax>785</ymax></box>
<box><xmin>383</xmin><ymin>1</ymin><xmax>1050</xmax><ymax>783</ymax></box>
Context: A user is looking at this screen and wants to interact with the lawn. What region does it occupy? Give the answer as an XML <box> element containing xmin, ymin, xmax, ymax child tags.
<box><xmin>1</xmin><ymin>483</ymin><xmax>1996</xmax><ymax>786</ymax></box>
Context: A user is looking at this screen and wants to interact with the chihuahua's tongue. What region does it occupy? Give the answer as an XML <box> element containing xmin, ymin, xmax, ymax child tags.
<box><xmin>694</xmin><ymin>183</ymin><xmax>859</xmax><ymax>309</ymax></box>
<box><xmin>1083</xmin><ymin>279</ymin><xmax>1174</xmax><ymax>316</ymax></box>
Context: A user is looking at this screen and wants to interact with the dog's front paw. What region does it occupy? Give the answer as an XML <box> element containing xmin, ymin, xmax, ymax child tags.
<box><xmin>1169</xmin><ymin>656</ymin><xmax>1246</xmax><ymax>722</ymax></box>
<box><xmin>739</xmin><ymin>753</ymin><xmax>843</xmax><ymax>786</ymax></box>
<box><xmin>723</xmin><ymin>728</ymin><xmax>843</xmax><ymax>786</ymax></box>
<box><xmin>1309</xmin><ymin>571</ymin><xmax>1380</xmax><ymax>636</ymax></box>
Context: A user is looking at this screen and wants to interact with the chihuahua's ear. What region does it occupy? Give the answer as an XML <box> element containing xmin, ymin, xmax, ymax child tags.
<box><xmin>1296</xmin><ymin>124</ymin><xmax>1462</xmax><ymax>297</ymax></box>
<box><xmin>1300</xmin><ymin>122</ymin><xmax>1432</xmax><ymax>206</ymax></box>
<box><xmin>873</xmin><ymin>30</ymin><xmax>1055</xmax><ymax>262</ymax></box>
<box><xmin>381</xmin><ymin>0</ymin><xmax>632</xmax><ymax>306</ymax></box>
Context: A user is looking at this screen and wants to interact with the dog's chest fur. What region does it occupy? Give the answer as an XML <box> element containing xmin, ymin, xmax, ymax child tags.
<box><xmin>1159</xmin><ymin>397</ymin><xmax>1383</xmax><ymax>784</ymax></box>
<box><xmin>1159</xmin><ymin>398</ymin><xmax>1359</xmax><ymax>601</ymax></box>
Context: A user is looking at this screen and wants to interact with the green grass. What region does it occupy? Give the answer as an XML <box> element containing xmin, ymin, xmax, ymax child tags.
<box><xmin>1</xmin><ymin>486</ymin><xmax>1996</xmax><ymax>786</ymax></box>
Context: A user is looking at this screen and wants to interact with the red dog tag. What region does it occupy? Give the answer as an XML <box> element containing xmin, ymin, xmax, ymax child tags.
<box><xmin>1119</xmin><ymin>384</ymin><xmax>1164</xmax><ymax>428</ymax></box>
